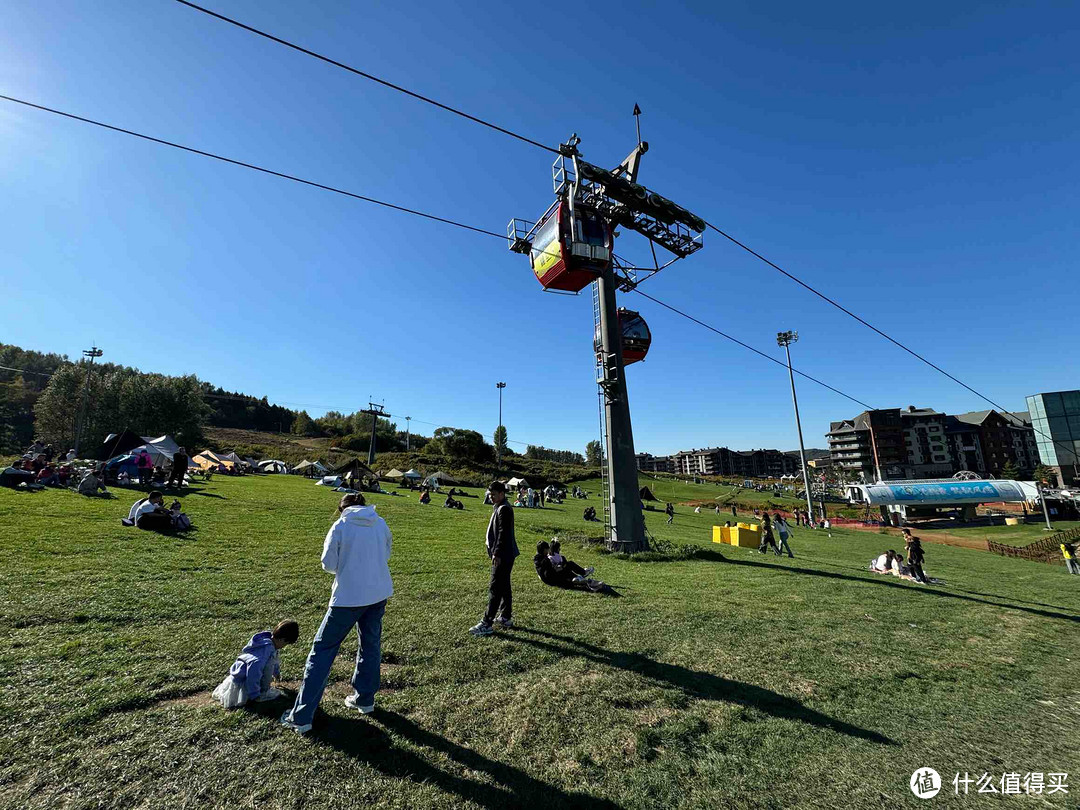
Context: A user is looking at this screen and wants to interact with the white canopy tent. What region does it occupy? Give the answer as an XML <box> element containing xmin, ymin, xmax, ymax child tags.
<box><xmin>403</xmin><ymin>469</ymin><xmax>422</xmax><ymax>480</ymax></box>
<box><xmin>258</xmin><ymin>459</ymin><xmax>289</xmax><ymax>474</ymax></box>
<box><xmin>506</xmin><ymin>477</ymin><xmax>529</xmax><ymax>488</ymax></box>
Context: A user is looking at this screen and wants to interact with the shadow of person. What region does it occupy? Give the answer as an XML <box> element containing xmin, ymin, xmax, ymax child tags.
<box><xmin>717</xmin><ymin>555</ymin><xmax>1080</xmax><ymax>624</ymax></box>
<box><xmin>306</xmin><ymin>709</ymin><xmax>624</xmax><ymax>809</ymax></box>
<box><xmin>506</xmin><ymin>628</ymin><xmax>895</xmax><ymax>746</ymax></box>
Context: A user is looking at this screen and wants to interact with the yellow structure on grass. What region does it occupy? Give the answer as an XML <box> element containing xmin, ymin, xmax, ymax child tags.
<box><xmin>712</xmin><ymin>522</ymin><xmax>761</xmax><ymax>547</ymax></box>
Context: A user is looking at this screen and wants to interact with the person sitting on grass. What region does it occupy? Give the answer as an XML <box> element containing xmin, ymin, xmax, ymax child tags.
<box><xmin>212</xmin><ymin>620</ymin><xmax>300</xmax><ymax>709</ymax></box>
<box><xmin>533</xmin><ymin>541</ymin><xmax>603</xmax><ymax>592</ymax></box>
<box><xmin>130</xmin><ymin>491</ymin><xmax>174</xmax><ymax>533</ymax></box>
<box><xmin>77</xmin><ymin>466</ymin><xmax>109</xmax><ymax>497</ymax></box>
<box><xmin>548</xmin><ymin>539</ymin><xmax>594</xmax><ymax>579</ymax></box>
<box><xmin>583</xmin><ymin>506</ymin><xmax>597</xmax><ymax>522</ymax></box>
<box><xmin>418</xmin><ymin>488</ymin><xmax>431</xmax><ymax>505</ymax></box>
<box><xmin>36</xmin><ymin>464</ymin><xmax>61</xmax><ymax>487</ymax></box>
<box><xmin>871</xmin><ymin>549</ymin><xmax>899</xmax><ymax>573</ymax></box>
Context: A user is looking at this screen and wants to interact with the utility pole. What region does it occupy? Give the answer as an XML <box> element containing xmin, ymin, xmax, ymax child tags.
<box><xmin>495</xmin><ymin>382</ymin><xmax>506</xmax><ymax>469</ymax></box>
<box><xmin>73</xmin><ymin>346</ymin><xmax>103</xmax><ymax>457</ymax></box>
<box><xmin>404</xmin><ymin>416</ymin><xmax>411</xmax><ymax>452</ymax></box>
<box><xmin>360</xmin><ymin>402</ymin><xmax>386</xmax><ymax>467</ymax></box>
<box><xmin>1037</xmin><ymin>479</ymin><xmax>1054</xmax><ymax>531</ymax></box>
<box><xmin>778</xmin><ymin>332</ymin><xmax>815</xmax><ymax>527</ymax></box>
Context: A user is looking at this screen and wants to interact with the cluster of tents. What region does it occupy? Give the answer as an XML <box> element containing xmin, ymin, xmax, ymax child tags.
<box><xmin>93</xmin><ymin>429</ymin><xmax>291</xmax><ymax>478</ymax></box>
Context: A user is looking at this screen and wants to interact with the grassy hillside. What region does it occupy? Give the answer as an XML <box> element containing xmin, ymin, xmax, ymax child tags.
<box><xmin>2</xmin><ymin>474</ymin><xmax>1078</xmax><ymax>809</ymax></box>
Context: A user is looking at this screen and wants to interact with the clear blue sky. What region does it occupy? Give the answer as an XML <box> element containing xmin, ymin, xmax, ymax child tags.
<box><xmin>2</xmin><ymin>1</ymin><xmax>1077</xmax><ymax>455</ymax></box>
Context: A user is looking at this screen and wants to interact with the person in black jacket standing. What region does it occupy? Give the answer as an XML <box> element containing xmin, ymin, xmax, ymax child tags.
<box><xmin>470</xmin><ymin>481</ymin><xmax>519</xmax><ymax>636</ymax></box>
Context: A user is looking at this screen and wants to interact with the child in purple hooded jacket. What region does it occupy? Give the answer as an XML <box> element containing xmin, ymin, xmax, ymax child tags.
<box><xmin>213</xmin><ymin>620</ymin><xmax>299</xmax><ymax>709</ymax></box>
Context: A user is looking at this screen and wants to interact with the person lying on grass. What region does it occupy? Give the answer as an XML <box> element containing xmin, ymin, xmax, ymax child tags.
<box><xmin>534</xmin><ymin>540</ymin><xmax>604</xmax><ymax>592</ymax></box>
<box><xmin>212</xmin><ymin>620</ymin><xmax>300</xmax><ymax>709</ymax></box>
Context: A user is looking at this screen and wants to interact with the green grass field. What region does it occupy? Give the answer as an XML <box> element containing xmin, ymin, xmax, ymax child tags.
<box><xmin>2</xmin><ymin>474</ymin><xmax>1078</xmax><ymax>809</ymax></box>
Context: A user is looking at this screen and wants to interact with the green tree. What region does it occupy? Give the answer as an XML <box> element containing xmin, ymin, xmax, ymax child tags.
<box><xmin>426</xmin><ymin>427</ymin><xmax>494</xmax><ymax>463</ymax></box>
<box><xmin>1033</xmin><ymin>463</ymin><xmax>1057</xmax><ymax>486</ymax></box>
<box><xmin>1000</xmin><ymin>460</ymin><xmax>1019</xmax><ymax>480</ymax></box>
<box><xmin>493</xmin><ymin>425</ymin><xmax>508</xmax><ymax>459</ymax></box>
<box><xmin>585</xmin><ymin>440</ymin><xmax>603</xmax><ymax>467</ymax></box>
<box><xmin>291</xmin><ymin>410</ymin><xmax>320</xmax><ymax>437</ymax></box>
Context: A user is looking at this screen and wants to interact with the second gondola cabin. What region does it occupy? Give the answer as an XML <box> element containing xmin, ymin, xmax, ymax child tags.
<box><xmin>594</xmin><ymin>308</ymin><xmax>652</xmax><ymax>365</ymax></box>
<box><xmin>530</xmin><ymin>201</ymin><xmax>612</xmax><ymax>292</ymax></box>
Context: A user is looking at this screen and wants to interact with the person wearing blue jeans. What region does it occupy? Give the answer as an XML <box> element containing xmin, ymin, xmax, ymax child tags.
<box><xmin>282</xmin><ymin>493</ymin><xmax>394</xmax><ymax>734</ymax></box>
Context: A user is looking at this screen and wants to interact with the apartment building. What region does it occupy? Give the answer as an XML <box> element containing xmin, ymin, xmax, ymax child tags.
<box><xmin>636</xmin><ymin>447</ymin><xmax>799</xmax><ymax>478</ymax></box>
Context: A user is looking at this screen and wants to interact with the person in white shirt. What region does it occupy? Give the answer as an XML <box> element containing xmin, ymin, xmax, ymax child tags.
<box><xmin>131</xmin><ymin>491</ymin><xmax>172</xmax><ymax>532</ymax></box>
<box><xmin>281</xmin><ymin>493</ymin><xmax>393</xmax><ymax>734</ymax></box>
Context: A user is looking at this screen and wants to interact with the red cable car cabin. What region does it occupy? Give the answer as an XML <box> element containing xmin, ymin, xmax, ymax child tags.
<box><xmin>594</xmin><ymin>308</ymin><xmax>652</xmax><ymax>365</ymax></box>
<box><xmin>530</xmin><ymin>201</ymin><xmax>613</xmax><ymax>292</ymax></box>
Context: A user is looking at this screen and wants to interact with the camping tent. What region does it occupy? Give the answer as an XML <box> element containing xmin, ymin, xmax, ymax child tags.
<box><xmin>218</xmin><ymin>451</ymin><xmax>245</xmax><ymax>467</ymax></box>
<box><xmin>403</xmin><ymin>469</ymin><xmax>422</xmax><ymax>480</ymax></box>
<box><xmin>425</xmin><ymin>471</ymin><xmax>459</xmax><ymax>487</ymax></box>
<box><xmin>333</xmin><ymin>458</ymin><xmax>377</xmax><ymax>484</ymax></box>
<box><xmin>194</xmin><ymin>450</ymin><xmax>234</xmax><ymax>470</ymax></box>
<box><xmin>506</xmin><ymin>477</ymin><xmax>529</xmax><ymax>489</ymax></box>
<box><xmin>129</xmin><ymin>435</ymin><xmax>181</xmax><ymax>469</ymax></box>
<box><xmin>258</xmin><ymin>459</ymin><xmax>288</xmax><ymax>474</ymax></box>
<box><xmin>94</xmin><ymin>429</ymin><xmax>146</xmax><ymax>461</ymax></box>
<box><xmin>103</xmin><ymin>453</ymin><xmax>139</xmax><ymax>478</ymax></box>
<box><xmin>383</xmin><ymin>468</ymin><xmax>405</xmax><ymax>479</ymax></box>
<box><xmin>293</xmin><ymin>460</ymin><xmax>329</xmax><ymax>476</ymax></box>
<box><xmin>639</xmin><ymin>486</ymin><xmax>657</xmax><ymax>501</ymax></box>
<box><xmin>243</xmin><ymin>457</ymin><xmax>260</xmax><ymax>470</ymax></box>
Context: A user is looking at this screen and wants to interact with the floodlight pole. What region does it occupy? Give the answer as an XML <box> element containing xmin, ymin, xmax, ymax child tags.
<box><xmin>73</xmin><ymin>346</ymin><xmax>103</xmax><ymax>457</ymax></box>
<box><xmin>496</xmin><ymin>382</ymin><xmax>506</xmax><ymax>469</ymax></box>
<box><xmin>778</xmin><ymin>332</ymin><xmax>815</xmax><ymax>526</ymax></box>
<box><xmin>405</xmin><ymin>416</ymin><xmax>411</xmax><ymax>452</ymax></box>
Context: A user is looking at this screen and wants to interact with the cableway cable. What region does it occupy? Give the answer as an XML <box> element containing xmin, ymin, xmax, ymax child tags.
<box><xmin>0</xmin><ymin>94</ymin><xmax>508</xmax><ymax>242</ymax></box>
<box><xmin>172</xmin><ymin>0</ymin><xmax>560</xmax><ymax>155</ymax></box>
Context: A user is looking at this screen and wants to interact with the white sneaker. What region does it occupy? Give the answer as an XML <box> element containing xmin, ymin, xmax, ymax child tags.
<box><xmin>344</xmin><ymin>694</ymin><xmax>375</xmax><ymax>714</ymax></box>
<box><xmin>468</xmin><ymin>621</ymin><xmax>494</xmax><ymax>637</ymax></box>
<box><xmin>582</xmin><ymin>567</ymin><xmax>595</xmax><ymax>576</ymax></box>
<box><xmin>494</xmin><ymin>616</ymin><xmax>514</xmax><ymax>629</ymax></box>
<box><xmin>279</xmin><ymin>710</ymin><xmax>311</xmax><ymax>734</ymax></box>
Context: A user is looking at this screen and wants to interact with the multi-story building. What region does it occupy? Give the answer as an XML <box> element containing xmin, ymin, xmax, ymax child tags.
<box><xmin>637</xmin><ymin>447</ymin><xmax>799</xmax><ymax>478</ymax></box>
<box><xmin>830</xmin><ymin>404</ymin><xmax>1040</xmax><ymax>482</ymax></box>
<box><xmin>826</xmin><ymin>408</ymin><xmax>907</xmax><ymax>482</ymax></box>
<box><xmin>635</xmin><ymin>453</ymin><xmax>674</xmax><ymax>474</ymax></box>
<box><xmin>1026</xmin><ymin>390</ymin><xmax>1080</xmax><ymax>485</ymax></box>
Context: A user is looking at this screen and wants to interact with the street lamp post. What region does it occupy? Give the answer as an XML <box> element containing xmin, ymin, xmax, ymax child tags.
<box><xmin>495</xmin><ymin>382</ymin><xmax>506</xmax><ymax>469</ymax></box>
<box><xmin>73</xmin><ymin>346</ymin><xmax>103</xmax><ymax>457</ymax></box>
<box><xmin>405</xmin><ymin>416</ymin><xmax>411</xmax><ymax>452</ymax></box>
<box><xmin>777</xmin><ymin>331</ymin><xmax>815</xmax><ymax>526</ymax></box>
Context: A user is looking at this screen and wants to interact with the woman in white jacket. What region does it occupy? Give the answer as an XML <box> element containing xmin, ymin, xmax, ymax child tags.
<box><xmin>281</xmin><ymin>493</ymin><xmax>393</xmax><ymax>734</ymax></box>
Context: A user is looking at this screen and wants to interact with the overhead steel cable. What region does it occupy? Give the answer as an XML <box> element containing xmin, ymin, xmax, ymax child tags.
<box><xmin>702</xmin><ymin>220</ymin><xmax>1036</xmax><ymax>430</ymax></box>
<box><xmin>630</xmin><ymin>289</ymin><xmax>875</xmax><ymax>410</ymax></box>
<box><xmin>0</xmin><ymin>94</ymin><xmax>508</xmax><ymax>242</ymax></box>
<box><xmin>172</xmin><ymin>0</ymin><xmax>560</xmax><ymax>155</ymax></box>
<box><xmin>0</xmin><ymin>94</ymin><xmax>882</xmax><ymax>415</ymax></box>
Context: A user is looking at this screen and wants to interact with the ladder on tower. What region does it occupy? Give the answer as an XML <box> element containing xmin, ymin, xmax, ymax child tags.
<box><xmin>592</xmin><ymin>279</ymin><xmax>612</xmax><ymax>545</ymax></box>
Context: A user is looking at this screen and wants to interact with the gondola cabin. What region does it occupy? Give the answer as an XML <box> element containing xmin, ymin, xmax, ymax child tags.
<box><xmin>530</xmin><ymin>201</ymin><xmax>612</xmax><ymax>292</ymax></box>
<box><xmin>594</xmin><ymin>308</ymin><xmax>652</xmax><ymax>365</ymax></box>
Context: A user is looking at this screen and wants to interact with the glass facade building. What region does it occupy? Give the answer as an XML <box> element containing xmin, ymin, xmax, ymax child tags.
<box><xmin>1026</xmin><ymin>390</ymin><xmax>1080</xmax><ymax>483</ymax></box>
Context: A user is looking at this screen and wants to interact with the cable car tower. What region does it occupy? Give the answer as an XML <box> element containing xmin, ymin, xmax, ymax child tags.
<box><xmin>508</xmin><ymin>112</ymin><xmax>705</xmax><ymax>552</ymax></box>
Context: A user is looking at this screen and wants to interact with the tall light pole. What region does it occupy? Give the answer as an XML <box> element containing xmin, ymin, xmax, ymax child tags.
<box><xmin>73</xmin><ymin>346</ymin><xmax>103</xmax><ymax>457</ymax></box>
<box><xmin>778</xmin><ymin>331</ymin><xmax>815</xmax><ymax>526</ymax></box>
<box><xmin>404</xmin><ymin>416</ymin><xmax>411</xmax><ymax>452</ymax></box>
<box><xmin>495</xmin><ymin>382</ymin><xmax>506</xmax><ymax>469</ymax></box>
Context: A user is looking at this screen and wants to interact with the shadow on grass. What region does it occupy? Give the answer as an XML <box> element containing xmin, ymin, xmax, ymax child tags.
<box><xmin>802</xmin><ymin>557</ymin><xmax>1080</xmax><ymax>614</ymax></box>
<box><xmin>506</xmin><ymin>629</ymin><xmax>895</xmax><ymax>746</ymax></box>
<box><xmin>302</xmin><ymin>708</ymin><xmax>623</xmax><ymax>809</ymax></box>
<box><xmin>721</xmin><ymin>554</ymin><xmax>1080</xmax><ymax>623</ymax></box>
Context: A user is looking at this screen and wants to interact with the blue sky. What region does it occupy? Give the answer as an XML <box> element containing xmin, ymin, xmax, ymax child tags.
<box><xmin>2</xmin><ymin>1</ymin><xmax>1077</xmax><ymax>455</ymax></box>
